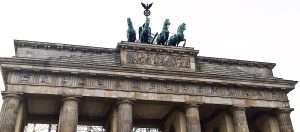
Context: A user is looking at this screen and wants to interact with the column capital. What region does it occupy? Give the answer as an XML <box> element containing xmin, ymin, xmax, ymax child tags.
<box><xmin>1</xmin><ymin>92</ymin><xmax>23</xmax><ymax>100</ymax></box>
<box><xmin>184</xmin><ymin>102</ymin><xmax>202</xmax><ymax>109</ymax></box>
<box><xmin>62</xmin><ymin>96</ymin><xmax>80</xmax><ymax>102</ymax></box>
<box><xmin>231</xmin><ymin>105</ymin><xmax>248</xmax><ymax>111</ymax></box>
<box><xmin>116</xmin><ymin>98</ymin><xmax>135</xmax><ymax>105</ymax></box>
<box><xmin>276</xmin><ymin>108</ymin><xmax>294</xmax><ymax>114</ymax></box>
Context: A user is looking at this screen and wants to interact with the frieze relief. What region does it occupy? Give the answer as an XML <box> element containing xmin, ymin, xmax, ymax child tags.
<box><xmin>126</xmin><ymin>51</ymin><xmax>191</xmax><ymax>68</ymax></box>
<box><xmin>9</xmin><ymin>72</ymin><xmax>288</xmax><ymax>101</ymax></box>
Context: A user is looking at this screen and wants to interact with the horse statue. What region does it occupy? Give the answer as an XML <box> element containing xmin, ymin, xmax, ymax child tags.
<box><xmin>127</xmin><ymin>18</ymin><xmax>136</xmax><ymax>42</ymax></box>
<box><xmin>168</xmin><ymin>23</ymin><xmax>186</xmax><ymax>47</ymax></box>
<box><xmin>139</xmin><ymin>18</ymin><xmax>152</xmax><ymax>44</ymax></box>
<box><xmin>156</xmin><ymin>19</ymin><xmax>170</xmax><ymax>45</ymax></box>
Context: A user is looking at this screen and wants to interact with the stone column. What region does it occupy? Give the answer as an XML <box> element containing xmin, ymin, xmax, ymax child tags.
<box><xmin>58</xmin><ymin>97</ymin><xmax>79</xmax><ymax>132</ymax></box>
<box><xmin>185</xmin><ymin>103</ymin><xmax>201</xmax><ymax>132</ymax></box>
<box><xmin>276</xmin><ymin>108</ymin><xmax>294</xmax><ymax>132</ymax></box>
<box><xmin>117</xmin><ymin>99</ymin><xmax>133</xmax><ymax>132</ymax></box>
<box><xmin>231</xmin><ymin>106</ymin><xmax>249</xmax><ymax>132</ymax></box>
<box><xmin>0</xmin><ymin>93</ymin><xmax>23</xmax><ymax>132</ymax></box>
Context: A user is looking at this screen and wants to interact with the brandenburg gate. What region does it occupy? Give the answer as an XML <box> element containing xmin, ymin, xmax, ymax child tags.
<box><xmin>0</xmin><ymin>40</ymin><xmax>297</xmax><ymax>132</ymax></box>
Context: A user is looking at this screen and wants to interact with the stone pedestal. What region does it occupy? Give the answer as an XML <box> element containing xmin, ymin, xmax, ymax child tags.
<box><xmin>185</xmin><ymin>104</ymin><xmax>201</xmax><ymax>132</ymax></box>
<box><xmin>58</xmin><ymin>97</ymin><xmax>79</xmax><ymax>132</ymax></box>
<box><xmin>276</xmin><ymin>108</ymin><xmax>294</xmax><ymax>132</ymax></box>
<box><xmin>117</xmin><ymin>99</ymin><xmax>133</xmax><ymax>132</ymax></box>
<box><xmin>0</xmin><ymin>93</ymin><xmax>23</xmax><ymax>132</ymax></box>
<box><xmin>231</xmin><ymin>106</ymin><xmax>249</xmax><ymax>132</ymax></box>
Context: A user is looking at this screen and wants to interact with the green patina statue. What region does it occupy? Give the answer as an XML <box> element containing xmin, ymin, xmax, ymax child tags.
<box><xmin>156</xmin><ymin>19</ymin><xmax>170</xmax><ymax>45</ymax></box>
<box><xmin>139</xmin><ymin>18</ymin><xmax>152</xmax><ymax>44</ymax></box>
<box><xmin>168</xmin><ymin>23</ymin><xmax>186</xmax><ymax>47</ymax></box>
<box><xmin>127</xmin><ymin>18</ymin><xmax>136</xmax><ymax>42</ymax></box>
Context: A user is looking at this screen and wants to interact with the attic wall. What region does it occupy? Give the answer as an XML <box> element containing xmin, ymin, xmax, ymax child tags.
<box><xmin>16</xmin><ymin>47</ymin><xmax>86</xmax><ymax>59</ymax></box>
<box><xmin>197</xmin><ymin>61</ymin><xmax>273</xmax><ymax>77</ymax></box>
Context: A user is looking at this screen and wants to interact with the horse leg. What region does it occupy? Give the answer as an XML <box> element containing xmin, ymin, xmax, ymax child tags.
<box><xmin>183</xmin><ymin>39</ymin><xmax>186</xmax><ymax>47</ymax></box>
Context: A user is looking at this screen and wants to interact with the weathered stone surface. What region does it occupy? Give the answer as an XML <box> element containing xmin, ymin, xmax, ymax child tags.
<box><xmin>185</xmin><ymin>103</ymin><xmax>201</xmax><ymax>132</ymax></box>
<box><xmin>118</xmin><ymin>42</ymin><xmax>198</xmax><ymax>72</ymax></box>
<box><xmin>0</xmin><ymin>93</ymin><xmax>23</xmax><ymax>132</ymax></box>
<box><xmin>249</xmin><ymin>114</ymin><xmax>280</xmax><ymax>132</ymax></box>
<box><xmin>276</xmin><ymin>108</ymin><xmax>294</xmax><ymax>132</ymax></box>
<box><xmin>7</xmin><ymin>72</ymin><xmax>290</xmax><ymax>102</ymax></box>
<box><xmin>205</xmin><ymin>112</ymin><xmax>234</xmax><ymax>132</ymax></box>
<box><xmin>58</xmin><ymin>97</ymin><xmax>79</xmax><ymax>132</ymax></box>
<box><xmin>117</xmin><ymin>99</ymin><xmax>133</xmax><ymax>132</ymax></box>
<box><xmin>231</xmin><ymin>106</ymin><xmax>249</xmax><ymax>132</ymax></box>
<box><xmin>164</xmin><ymin>110</ymin><xmax>187</xmax><ymax>132</ymax></box>
<box><xmin>0</xmin><ymin>40</ymin><xmax>296</xmax><ymax>131</ymax></box>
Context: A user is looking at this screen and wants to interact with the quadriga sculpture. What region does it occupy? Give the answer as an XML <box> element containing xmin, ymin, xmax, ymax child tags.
<box><xmin>156</xmin><ymin>19</ymin><xmax>170</xmax><ymax>45</ymax></box>
<box><xmin>127</xmin><ymin>18</ymin><xmax>136</xmax><ymax>42</ymax></box>
<box><xmin>168</xmin><ymin>23</ymin><xmax>186</xmax><ymax>47</ymax></box>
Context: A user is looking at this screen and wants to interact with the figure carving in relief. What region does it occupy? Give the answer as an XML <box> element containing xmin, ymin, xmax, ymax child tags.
<box><xmin>61</xmin><ymin>77</ymin><xmax>68</xmax><ymax>85</ymax></box>
<box><xmin>20</xmin><ymin>74</ymin><xmax>31</xmax><ymax>82</ymax></box>
<box><xmin>40</xmin><ymin>75</ymin><xmax>49</xmax><ymax>84</ymax></box>
<box><xmin>98</xmin><ymin>79</ymin><xmax>104</xmax><ymax>86</ymax></box>
<box><xmin>78</xmin><ymin>79</ymin><xmax>84</xmax><ymax>86</ymax></box>
<box><xmin>115</xmin><ymin>80</ymin><xmax>121</xmax><ymax>88</ymax></box>
<box><xmin>132</xmin><ymin>80</ymin><xmax>140</xmax><ymax>89</ymax></box>
<box><xmin>149</xmin><ymin>82</ymin><xmax>156</xmax><ymax>91</ymax></box>
<box><xmin>163</xmin><ymin>83</ymin><xmax>172</xmax><ymax>92</ymax></box>
<box><xmin>242</xmin><ymin>89</ymin><xmax>250</xmax><ymax>97</ymax></box>
<box><xmin>182</xmin><ymin>85</ymin><xmax>189</xmax><ymax>93</ymax></box>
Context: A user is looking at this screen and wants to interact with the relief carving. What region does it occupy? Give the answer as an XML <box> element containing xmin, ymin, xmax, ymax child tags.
<box><xmin>162</xmin><ymin>83</ymin><xmax>172</xmax><ymax>92</ymax></box>
<box><xmin>61</xmin><ymin>77</ymin><xmax>68</xmax><ymax>86</ymax></box>
<box><xmin>126</xmin><ymin>52</ymin><xmax>190</xmax><ymax>68</ymax></box>
<box><xmin>115</xmin><ymin>80</ymin><xmax>121</xmax><ymax>89</ymax></box>
<box><xmin>78</xmin><ymin>78</ymin><xmax>84</xmax><ymax>87</ymax></box>
<box><xmin>40</xmin><ymin>75</ymin><xmax>49</xmax><ymax>84</ymax></box>
<box><xmin>242</xmin><ymin>89</ymin><xmax>250</xmax><ymax>97</ymax></box>
<box><xmin>20</xmin><ymin>73</ymin><xmax>31</xmax><ymax>83</ymax></box>
<box><xmin>182</xmin><ymin>85</ymin><xmax>189</xmax><ymax>93</ymax></box>
<box><xmin>97</xmin><ymin>79</ymin><xmax>104</xmax><ymax>86</ymax></box>
<box><xmin>132</xmin><ymin>80</ymin><xmax>140</xmax><ymax>89</ymax></box>
<box><xmin>11</xmin><ymin>73</ymin><xmax>288</xmax><ymax>102</ymax></box>
<box><xmin>149</xmin><ymin>82</ymin><xmax>156</xmax><ymax>91</ymax></box>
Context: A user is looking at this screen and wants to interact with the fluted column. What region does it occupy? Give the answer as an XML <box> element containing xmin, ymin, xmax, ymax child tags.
<box><xmin>117</xmin><ymin>99</ymin><xmax>134</xmax><ymax>132</ymax></box>
<box><xmin>276</xmin><ymin>108</ymin><xmax>294</xmax><ymax>132</ymax></box>
<box><xmin>231</xmin><ymin>106</ymin><xmax>249</xmax><ymax>132</ymax></box>
<box><xmin>0</xmin><ymin>93</ymin><xmax>23</xmax><ymax>132</ymax></box>
<box><xmin>58</xmin><ymin>97</ymin><xmax>79</xmax><ymax>132</ymax></box>
<box><xmin>185</xmin><ymin>103</ymin><xmax>201</xmax><ymax>132</ymax></box>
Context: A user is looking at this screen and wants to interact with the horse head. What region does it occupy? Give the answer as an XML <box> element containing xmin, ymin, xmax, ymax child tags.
<box><xmin>127</xmin><ymin>18</ymin><xmax>133</xmax><ymax>28</ymax></box>
<box><xmin>177</xmin><ymin>23</ymin><xmax>186</xmax><ymax>33</ymax></box>
<box><xmin>163</xmin><ymin>19</ymin><xmax>171</xmax><ymax>29</ymax></box>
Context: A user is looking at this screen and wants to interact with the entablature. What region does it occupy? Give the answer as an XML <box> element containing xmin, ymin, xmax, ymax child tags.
<box><xmin>0</xmin><ymin>62</ymin><xmax>296</xmax><ymax>92</ymax></box>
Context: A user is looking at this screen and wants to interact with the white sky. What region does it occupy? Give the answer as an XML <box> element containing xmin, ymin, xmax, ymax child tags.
<box><xmin>0</xmin><ymin>0</ymin><xmax>299</xmax><ymax>131</ymax></box>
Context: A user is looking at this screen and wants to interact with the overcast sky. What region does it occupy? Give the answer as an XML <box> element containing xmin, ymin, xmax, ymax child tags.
<box><xmin>0</xmin><ymin>0</ymin><xmax>299</xmax><ymax>131</ymax></box>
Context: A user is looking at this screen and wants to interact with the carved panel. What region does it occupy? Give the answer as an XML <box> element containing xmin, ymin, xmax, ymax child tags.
<box><xmin>126</xmin><ymin>51</ymin><xmax>191</xmax><ymax>69</ymax></box>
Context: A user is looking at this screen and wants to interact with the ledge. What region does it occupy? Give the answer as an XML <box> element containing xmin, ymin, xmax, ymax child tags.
<box><xmin>14</xmin><ymin>39</ymin><xmax>116</xmax><ymax>54</ymax></box>
<box><xmin>197</xmin><ymin>56</ymin><xmax>276</xmax><ymax>69</ymax></box>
